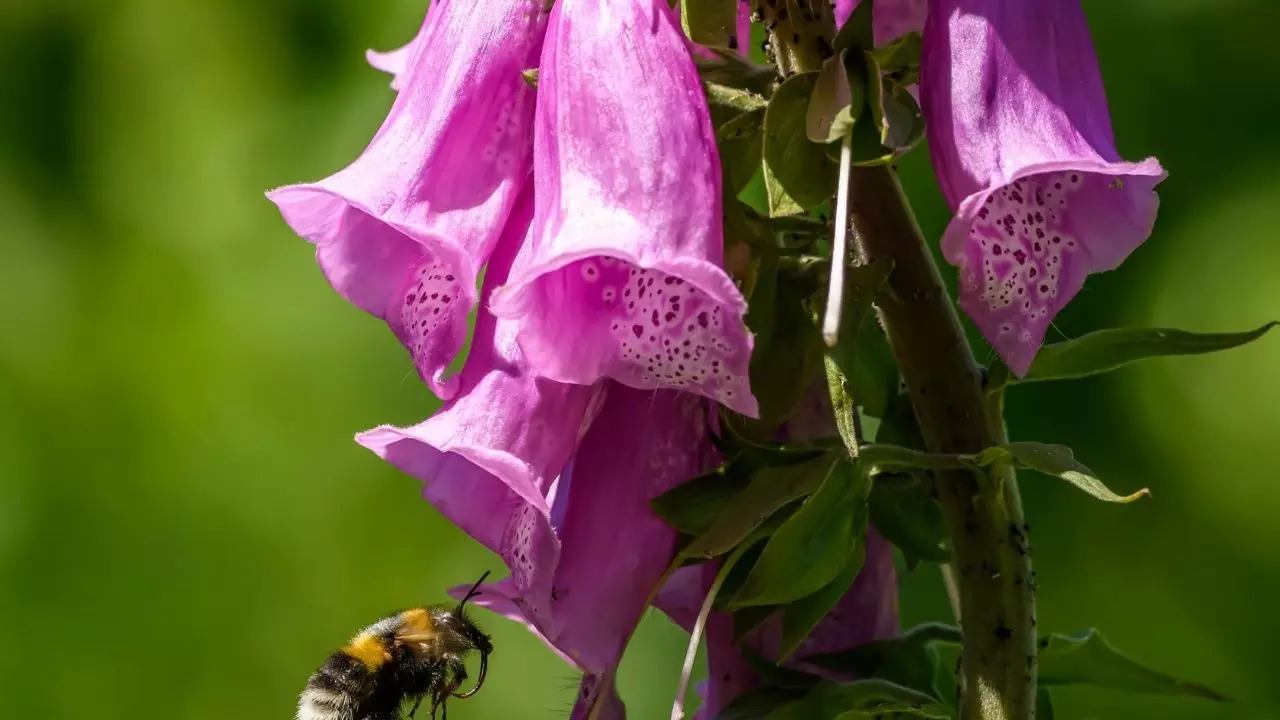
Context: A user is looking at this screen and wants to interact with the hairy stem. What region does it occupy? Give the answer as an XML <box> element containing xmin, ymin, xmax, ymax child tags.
<box><xmin>764</xmin><ymin>9</ymin><xmax>1036</xmax><ymax>719</ymax></box>
<box><xmin>848</xmin><ymin>166</ymin><xmax>1036</xmax><ymax>720</ymax></box>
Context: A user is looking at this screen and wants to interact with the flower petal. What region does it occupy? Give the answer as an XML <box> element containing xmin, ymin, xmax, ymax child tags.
<box><xmin>269</xmin><ymin>0</ymin><xmax>547</xmax><ymax>398</ymax></box>
<box><xmin>474</xmin><ymin>384</ymin><xmax>717</xmax><ymax>717</ymax></box>
<box><xmin>921</xmin><ymin>0</ymin><xmax>1165</xmax><ymax>375</ymax></box>
<box><xmin>366</xmin><ymin>42</ymin><xmax>413</xmax><ymax>90</ymax></box>
<box><xmin>358</xmin><ymin>192</ymin><xmax>603</xmax><ymax>628</ymax></box>
<box><xmin>836</xmin><ymin>0</ymin><xmax>929</xmax><ymax>43</ymax></box>
<box><xmin>490</xmin><ymin>0</ymin><xmax>758</xmax><ymax>417</ymax></box>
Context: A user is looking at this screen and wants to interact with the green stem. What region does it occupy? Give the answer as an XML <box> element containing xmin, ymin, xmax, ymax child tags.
<box><xmin>847</xmin><ymin>166</ymin><xmax>1036</xmax><ymax>720</ymax></box>
<box><xmin>764</xmin><ymin>9</ymin><xmax>1036</xmax><ymax>718</ymax></box>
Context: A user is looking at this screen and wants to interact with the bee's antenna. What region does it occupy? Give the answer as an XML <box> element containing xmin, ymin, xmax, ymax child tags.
<box><xmin>456</xmin><ymin>570</ymin><xmax>491</xmax><ymax>612</ymax></box>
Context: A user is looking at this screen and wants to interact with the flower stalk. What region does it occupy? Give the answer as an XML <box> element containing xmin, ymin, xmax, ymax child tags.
<box><xmin>768</xmin><ymin>13</ymin><xmax>1037</xmax><ymax>720</ymax></box>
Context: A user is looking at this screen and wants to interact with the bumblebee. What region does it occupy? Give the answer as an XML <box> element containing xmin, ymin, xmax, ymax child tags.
<box><xmin>298</xmin><ymin>573</ymin><xmax>493</xmax><ymax>720</ymax></box>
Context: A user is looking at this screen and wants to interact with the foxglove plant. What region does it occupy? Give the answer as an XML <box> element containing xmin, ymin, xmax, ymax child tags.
<box><xmin>271</xmin><ymin>0</ymin><xmax>1272</xmax><ymax>719</ymax></box>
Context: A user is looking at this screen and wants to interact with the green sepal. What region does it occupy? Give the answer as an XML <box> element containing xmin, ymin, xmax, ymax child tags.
<box><xmin>1038</xmin><ymin>629</ymin><xmax>1231</xmax><ymax>701</ymax></box>
<box><xmin>803</xmin><ymin>624</ymin><xmax>963</xmax><ymax>702</ymax></box>
<box><xmin>806</xmin><ymin>50</ymin><xmax>865</xmax><ymax>143</ymax></box>
<box><xmin>763</xmin><ymin>72</ymin><xmax>838</xmax><ymax>216</ymax></box>
<box><xmin>988</xmin><ymin>322</ymin><xmax>1279</xmax><ymax>391</ymax></box>
<box><xmin>698</xmin><ymin>47</ymin><xmax>778</xmax><ymax>97</ymax></box>
<box><xmin>520</xmin><ymin>68</ymin><xmax>539</xmax><ymax>88</ymax></box>
<box><xmin>728</xmin><ymin>458</ymin><xmax>870</xmax><ymax>608</ymax></box>
<box><xmin>706</xmin><ymin>82</ymin><xmax>769</xmax><ymax>127</ymax></box>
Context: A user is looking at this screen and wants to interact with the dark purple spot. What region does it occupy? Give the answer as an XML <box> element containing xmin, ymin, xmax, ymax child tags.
<box><xmin>632</xmin><ymin>325</ymin><xmax>643</xmax><ymax>338</ymax></box>
<box><xmin>1039</xmin><ymin>284</ymin><xmax>1049</xmax><ymax>293</ymax></box>
<box><xmin>665</xmin><ymin>312</ymin><xmax>677</xmax><ymax>322</ymax></box>
<box><xmin>992</xmin><ymin>244</ymin><xmax>1003</xmax><ymax>256</ymax></box>
<box><xmin>651</xmin><ymin>310</ymin><xmax>660</xmax><ymax>326</ymax></box>
<box><xmin>1013</xmin><ymin>250</ymin><xmax>1027</xmax><ymax>264</ymax></box>
<box><xmin>697</xmin><ymin>312</ymin><xmax>709</xmax><ymax>328</ymax></box>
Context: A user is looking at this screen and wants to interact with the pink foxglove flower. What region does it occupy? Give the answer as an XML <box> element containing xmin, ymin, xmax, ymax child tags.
<box><xmin>358</xmin><ymin>193</ymin><xmax>602</xmax><ymax>633</ymax></box>
<box><xmin>921</xmin><ymin>0</ymin><xmax>1165</xmax><ymax>374</ymax></box>
<box><xmin>490</xmin><ymin>0</ymin><xmax>758</xmax><ymax>417</ymax></box>
<box><xmin>836</xmin><ymin>0</ymin><xmax>928</xmax><ymax>43</ymax></box>
<box><xmin>658</xmin><ymin>531</ymin><xmax>900</xmax><ymax>717</ymax></box>
<box><xmin>470</xmin><ymin>385</ymin><xmax>717</xmax><ymax>720</ymax></box>
<box><xmin>269</xmin><ymin>0</ymin><xmax>546</xmax><ymax>399</ymax></box>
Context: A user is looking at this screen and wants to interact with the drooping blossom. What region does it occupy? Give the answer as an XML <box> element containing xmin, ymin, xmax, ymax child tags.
<box><xmin>835</xmin><ymin>0</ymin><xmax>929</xmax><ymax>43</ymax></box>
<box><xmin>490</xmin><ymin>0</ymin><xmax>759</xmax><ymax>418</ymax></box>
<box><xmin>920</xmin><ymin>0</ymin><xmax>1165</xmax><ymax>374</ymax></box>
<box><xmin>471</xmin><ymin>385</ymin><xmax>717</xmax><ymax>719</ymax></box>
<box><xmin>269</xmin><ymin>0</ymin><xmax>547</xmax><ymax>399</ymax></box>
<box><xmin>657</xmin><ymin>531</ymin><xmax>900</xmax><ymax>717</ymax></box>
<box><xmin>357</xmin><ymin>191</ymin><xmax>602</xmax><ymax>628</ymax></box>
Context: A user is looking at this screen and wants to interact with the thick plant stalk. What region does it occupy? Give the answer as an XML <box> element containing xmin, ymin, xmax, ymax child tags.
<box><xmin>849</xmin><ymin>166</ymin><xmax>1035</xmax><ymax>720</ymax></box>
<box><xmin>760</xmin><ymin>6</ymin><xmax>1037</xmax><ymax>718</ymax></box>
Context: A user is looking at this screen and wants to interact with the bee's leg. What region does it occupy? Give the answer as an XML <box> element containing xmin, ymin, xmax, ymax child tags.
<box><xmin>407</xmin><ymin>696</ymin><xmax>424</xmax><ymax>720</ymax></box>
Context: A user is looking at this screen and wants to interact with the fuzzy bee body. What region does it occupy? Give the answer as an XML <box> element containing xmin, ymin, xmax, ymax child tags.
<box><xmin>299</xmin><ymin>578</ymin><xmax>492</xmax><ymax>720</ymax></box>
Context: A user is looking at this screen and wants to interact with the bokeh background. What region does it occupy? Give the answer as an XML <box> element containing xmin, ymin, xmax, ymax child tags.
<box><xmin>1</xmin><ymin>0</ymin><xmax>1276</xmax><ymax>717</ymax></box>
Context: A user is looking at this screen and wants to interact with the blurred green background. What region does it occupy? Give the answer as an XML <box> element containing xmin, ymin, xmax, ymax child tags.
<box><xmin>1</xmin><ymin>0</ymin><xmax>1276</xmax><ymax>718</ymax></box>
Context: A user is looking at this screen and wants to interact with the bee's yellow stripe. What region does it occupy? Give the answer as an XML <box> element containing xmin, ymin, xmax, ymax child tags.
<box><xmin>342</xmin><ymin>633</ymin><xmax>391</xmax><ymax>670</ymax></box>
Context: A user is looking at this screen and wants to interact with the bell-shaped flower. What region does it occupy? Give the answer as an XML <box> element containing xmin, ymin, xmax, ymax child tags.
<box><xmin>357</xmin><ymin>192</ymin><xmax>604</xmax><ymax>635</ymax></box>
<box><xmin>835</xmin><ymin>0</ymin><xmax>929</xmax><ymax>43</ymax></box>
<box><xmin>468</xmin><ymin>384</ymin><xmax>718</xmax><ymax>720</ymax></box>
<box><xmin>268</xmin><ymin>0</ymin><xmax>547</xmax><ymax>399</ymax></box>
<box><xmin>490</xmin><ymin>0</ymin><xmax>758</xmax><ymax>417</ymax></box>
<box><xmin>657</xmin><ymin>531</ymin><xmax>900</xmax><ymax>717</ymax></box>
<box><xmin>921</xmin><ymin>0</ymin><xmax>1166</xmax><ymax>374</ymax></box>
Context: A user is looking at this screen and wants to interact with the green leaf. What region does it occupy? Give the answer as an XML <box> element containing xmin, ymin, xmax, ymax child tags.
<box><xmin>746</xmin><ymin>270</ymin><xmax>827</xmax><ymax>433</ymax></box>
<box><xmin>869</xmin><ymin>478</ymin><xmax>949</xmax><ymax>565</ymax></box>
<box><xmin>1000</xmin><ymin>442</ymin><xmax>1149</xmax><ymax>503</ymax></box>
<box><xmin>821</xmin><ymin>257</ymin><xmax>895</xmax><ymax>415</ymax></box>
<box><xmin>679</xmin><ymin>453</ymin><xmax>838</xmax><ymax>561</ymax></box>
<box><xmin>651</xmin><ymin>464</ymin><xmax>751</xmax><ymax>535</ymax></box>
<box><xmin>846</xmin><ymin>315</ymin><xmax>899</xmax><ymax>419</ymax></box>
<box><xmin>706</xmin><ymin>83</ymin><xmax>769</xmax><ymax>128</ymax></box>
<box><xmin>1039</xmin><ymin>629</ymin><xmax>1231</xmax><ymax>701</ymax></box>
<box><xmin>1007</xmin><ymin>322</ymin><xmax>1278</xmax><ymax>385</ymax></box>
<box><xmin>768</xmin><ymin>679</ymin><xmax>950</xmax><ymax>720</ymax></box>
<box><xmin>1036</xmin><ymin>688</ymin><xmax>1055</xmax><ymax>720</ymax></box>
<box><xmin>716</xmin><ymin>108</ymin><xmax>766</xmax><ymax>196</ymax></box>
<box><xmin>776</xmin><ymin>536</ymin><xmax>865</xmax><ymax>660</ymax></box>
<box><xmin>729</xmin><ymin>458</ymin><xmax>869</xmax><ymax>607</ymax></box>
<box><xmin>763</xmin><ymin>72</ymin><xmax>838</xmax><ymax>215</ymax></box>
<box><xmin>805</xmin><ymin>623</ymin><xmax>962</xmax><ymax>702</ymax></box>
<box><xmin>681</xmin><ymin>0</ymin><xmax>740</xmax><ymax>47</ymax></box>
<box><xmin>806</xmin><ymin>51</ymin><xmax>865</xmax><ymax>143</ymax></box>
